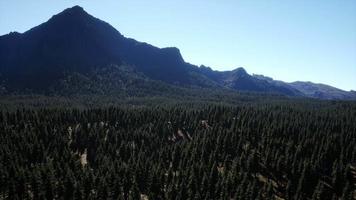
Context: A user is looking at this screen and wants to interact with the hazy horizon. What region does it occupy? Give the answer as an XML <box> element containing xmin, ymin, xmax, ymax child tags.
<box><xmin>1</xmin><ymin>0</ymin><xmax>355</xmax><ymax>91</ymax></box>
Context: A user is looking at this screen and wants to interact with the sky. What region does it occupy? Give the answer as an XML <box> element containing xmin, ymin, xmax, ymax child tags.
<box><xmin>1</xmin><ymin>0</ymin><xmax>355</xmax><ymax>91</ymax></box>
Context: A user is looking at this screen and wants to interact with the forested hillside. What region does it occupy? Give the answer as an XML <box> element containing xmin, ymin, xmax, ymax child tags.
<box><xmin>1</xmin><ymin>100</ymin><xmax>355</xmax><ymax>199</ymax></box>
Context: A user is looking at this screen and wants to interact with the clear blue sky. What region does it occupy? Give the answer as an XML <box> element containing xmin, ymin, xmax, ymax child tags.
<box><xmin>1</xmin><ymin>0</ymin><xmax>355</xmax><ymax>91</ymax></box>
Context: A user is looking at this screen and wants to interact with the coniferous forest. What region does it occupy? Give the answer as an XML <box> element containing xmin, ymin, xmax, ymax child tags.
<box><xmin>1</xmin><ymin>98</ymin><xmax>355</xmax><ymax>200</ymax></box>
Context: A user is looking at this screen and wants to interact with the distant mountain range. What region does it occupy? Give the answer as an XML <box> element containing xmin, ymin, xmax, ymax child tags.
<box><xmin>0</xmin><ymin>6</ymin><xmax>355</xmax><ymax>100</ymax></box>
<box><xmin>253</xmin><ymin>74</ymin><xmax>356</xmax><ymax>100</ymax></box>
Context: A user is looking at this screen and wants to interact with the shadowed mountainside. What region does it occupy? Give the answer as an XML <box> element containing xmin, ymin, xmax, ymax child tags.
<box><xmin>0</xmin><ymin>6</ymin><xmax>354</xmax><ymax>100</ymax></box>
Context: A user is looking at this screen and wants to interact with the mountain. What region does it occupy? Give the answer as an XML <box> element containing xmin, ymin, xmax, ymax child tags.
<box><xmin>254</xmin><ymin>74</ymin><xmax>356</xmax><ymax>100</ymax></box>
<box><xmin>0</xmin><ymin>6</ymin><xmax>354</xmax><ymax>100</ymax></box>
<box><xmin>289</xmin><ymin>81</ymin><xmax>356</xmax><ymax>100</ymax></box>
<box><xmin>0</xmin><ymin>6</ymin><xmax>123</xmax><ymax>90</ymax></box>
<box><xmin>0</xmin><ymin>6</ymin><xmax>217</xmax><ymax>92</ymax></box>
<box><xmin>199</xmin><ymin>66</ymin><xmax>302</xmax><ymax>96</ymax></box>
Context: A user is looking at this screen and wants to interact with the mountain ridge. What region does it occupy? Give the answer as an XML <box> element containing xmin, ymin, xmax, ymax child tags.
<box><xmin>0</xmin><ymin>6</ymin><xmax>354</xmax><ymax>100</ymax></box>
<box><xmin>253</xmin><ymin>74</ymin><xmax>356</xmax><ymax>100</ymax></box>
